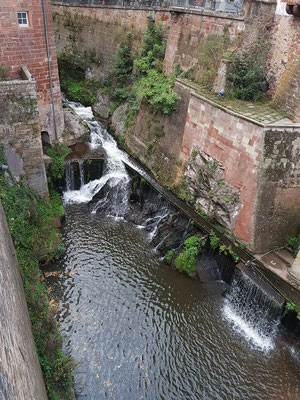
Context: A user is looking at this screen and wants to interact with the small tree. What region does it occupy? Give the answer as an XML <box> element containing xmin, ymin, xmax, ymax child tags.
<box><xmin>227</xmin><ymin>39</ymin><xmax>269</xmax><ymax>101</ymax></box>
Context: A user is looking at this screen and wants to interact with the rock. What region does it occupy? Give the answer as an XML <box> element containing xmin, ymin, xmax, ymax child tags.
<box><xmin>111</xmin><ymin>103</ymin><xmax>131</xmax><ymax>138</ymax></box>
<box><xmin>62</xmin><ymin>108</ymin><xmax>90</xmax><ymax>146</ymax></box>
<box><xmin>43</xmin><ymin>154</ymin><xmax>52</xmax><ymax>169</ymax></box>
<box><xmin>184</xmin><ymin>149</ymin><xmax>242</xmax><ymax>230</ymax></box>
<box><xmin>93</xmin><ymin>92</ymin><xmax>113</xmax><ymax>120</ymax></box>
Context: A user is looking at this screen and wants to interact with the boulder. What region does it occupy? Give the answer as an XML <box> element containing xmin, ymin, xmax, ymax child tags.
<box><xmin>62</xmin><ymin>108</ymin><xmax>90</xmax><ymax>146</ymax></box>
<box><xmin>111</xmin><ymin>103</ymin><xmax>131</xmax><ymax>138</ymax></box>
<box><xmin>93</xmin><ymin>92</ymin><xmax>113</xmax><ymax>120</ymax></box>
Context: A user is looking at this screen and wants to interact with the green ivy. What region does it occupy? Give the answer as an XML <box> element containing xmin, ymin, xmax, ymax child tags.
<box><xmin>164</xmin><ymin>249</ymin><xmax>175</xmax><ymax>264</ymax></box>
<box><xmin>174</xmin><ymin>235</ymin><xmax>199</xmax><ymax>277</ymax></box>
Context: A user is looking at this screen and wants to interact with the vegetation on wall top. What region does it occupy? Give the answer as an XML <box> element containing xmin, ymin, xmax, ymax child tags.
<box><xmin>227</xmin><ymin>38</ymin><xmax>269</xmax><ymax>101</ymax></box>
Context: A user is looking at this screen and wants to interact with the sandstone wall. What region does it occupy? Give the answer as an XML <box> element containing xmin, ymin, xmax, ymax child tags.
<box><xmin>254</xmin><ymin>127</ymin><xmax>300</xmax><ymax>252</ymax></box>
<box><xmin>126</xmin><ymin>81</ymin><xmax>190</xmax><ymax>185</ymax></box>
<box><xmin>180</xmin><ymin>89</ymin><xmax>264</xmax><ymax>247</ymax></box>
<box><xmin>52</xmin><ymin>4</ymin><xmax>171</xmax><ymax>79</ymax></box>
<box><xmin>0</xmin><ymin>200</ymin><xmax>48</xmax><ymax>400</ymax></box>
<box><xmin>0</xmin><ymin>79</ymin><xmax>48</xmax><ymax>198</ymax></box>
<box><xmin>0</xmin><ymin>0</ymin><xmax>64</xmax><ymax>140</ymax></box>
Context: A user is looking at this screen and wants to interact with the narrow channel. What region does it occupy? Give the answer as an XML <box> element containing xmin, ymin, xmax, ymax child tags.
<box><xmin>49</xmin><ymin>103</ymin><xmax>300</xmax><ymax>400</ymax></box>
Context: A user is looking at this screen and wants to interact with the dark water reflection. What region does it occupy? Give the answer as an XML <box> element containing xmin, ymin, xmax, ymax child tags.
<box><xmin>54</xmin><ymin>205</ymin><xmax>300</xmax><ymax>400</ymax></box>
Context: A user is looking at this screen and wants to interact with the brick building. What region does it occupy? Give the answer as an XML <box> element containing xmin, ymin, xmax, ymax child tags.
<box><xmin>0</xmin><ymin>0</ymin><xmax>64</xmax><ymax>141</ymax></box>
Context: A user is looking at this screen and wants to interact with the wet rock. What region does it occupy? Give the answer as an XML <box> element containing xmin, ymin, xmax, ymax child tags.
<box><xmin>196</xmin><ymin>253</ymin><xmax>221</xmax><ymax>282</ymax></box>
<box><xmin>111</xmin><ymin>103</ymin><xmax>130</xmax><ymax>138</ymax></box>
<box><xmin>93</xmin><ymin>92</ymin><xmax>113</xmax><ymax>120</ymax></box>
<box><xmin>185</xmin><ymin>149</ymin><xmax>242</xmax><ymax>230</ymax></box>
<box><xmin>62</xmin><ymin>108</ymin><xmax>90</xmax><ymax>146</ymax></box>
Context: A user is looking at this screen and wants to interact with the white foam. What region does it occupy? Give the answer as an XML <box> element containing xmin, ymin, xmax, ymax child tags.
<box><xmin>223</xmin><ymin>301</ymin><xmax>275</xmax><ymax>351</ymax></box>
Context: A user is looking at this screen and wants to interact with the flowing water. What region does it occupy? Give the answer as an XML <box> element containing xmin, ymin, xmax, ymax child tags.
<box><xmin>52</xmin><ymin>102</ymin><xmax>300</xmax><ymax>399</ymax></box>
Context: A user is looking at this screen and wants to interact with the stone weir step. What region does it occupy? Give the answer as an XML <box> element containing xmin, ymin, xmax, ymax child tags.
<box><xmin>123</xmin><ymin>158</ymin><xmax>300</xmax><ymax>310</ymax></box>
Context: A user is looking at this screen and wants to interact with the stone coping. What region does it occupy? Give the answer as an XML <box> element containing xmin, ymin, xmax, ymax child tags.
<box><xmin>0</xmin><ymin>79</ymin><xmax>35</xmax><ymax>87</ymax></box>
<box><xmin>177</xmin><ymin>78</ymin><xmax>300</xmax><ymax>129</ymax></box>
<box><xmin>51</xmin><ymin>1</ymin><xmax>245</xmax><ymax>20</ymax></box>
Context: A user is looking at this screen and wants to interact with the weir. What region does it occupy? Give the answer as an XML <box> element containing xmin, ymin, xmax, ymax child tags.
<box><xmin>49</xmin><ymin>100</ymin><xmax>300</xmax><ymax>398</ymax></box>
<box><xmin>62</xmin><ymin>101</ymin><xmax>295</xmax><ymax>346</ymax></box>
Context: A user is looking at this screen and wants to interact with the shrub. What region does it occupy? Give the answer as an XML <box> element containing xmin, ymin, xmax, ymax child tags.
<box><xmin>113</xmin><ymin>33</ymin><xmax>133</xmax><ymax>86</ymax></box>
<box><xmin>286</xmin><ymin>234</ymin><xmax>300</xmax><ymax>258</ymax></box>
<box><xmin>174</xmin><ymin>235</ymin><xmax>199</xmax><ymax>277</ymax></box>
<box><xmin>139</xmin><ymin>70</ymin><xmax>180</xmax><ymax>114</ymax></box>
<box><xmin>227</xmin><ymin>39</ymin><xmax>269</xmax><ymax>101</ymax></box>
<box><xmin>209</xmin><ymin>230</ymin><xmax>220</xmax><ymax>250</ymax></box>
<box><xmin>45</xmin><ymin>144</ymin><xmax>70</xmax><ymax>182</ymax></box>
<box><xmin>164</xmin><ymin>249</ymin><xmax>175</xmax><ymax>264</ymax></box>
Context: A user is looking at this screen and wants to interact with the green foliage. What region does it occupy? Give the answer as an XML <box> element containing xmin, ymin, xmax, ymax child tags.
<box><xmin>282</xmin><ymin>301</ymin><xmax>300</xmax><ymax>319</ymax></box>
<box><xmin>139</xmin><ymin>69</ymin><xmax>180</xmax><ymax>114</ymax></box>
<box><xmin>209</xmin><ymin>230</ymin><xmax>220</xmax><ymax>250</ymax></box>
<box><xmin>174</xmin><ymin>235</ymin><xmax>199</xmax><ymax>277</ymax></box>
<box><xmin>164</xmin><ymin>249</ymin><xmax>175</xmax><ymax>264</ymax></box>
<box><xmin>113</xmin><ymin>33</ymin><xmax>133</xmax><ymax>86</ymax></box>
<box><xmin>286</xmin><ymin>234</ymin><xmax>300</xmax><ymax>258</ymax></box>
<box><xmin>191</xmin><ymin>150</ymin><xmax>199</xmax><ymax>160</ymax></box>
<box><xmin>195</xmin><ymin>204</ymin><xmax>208</xmax><ymax>219</ymax></box>
<box><xmin>227</xmin><ymin>39</ymin><xmax>269</xmax><ymax>101</ymax></box>
<box><xmin>209</xmin><ymin>160</ymin><xmax>218</xmax><ymax>175</ymax></box>
<box><xmin>61</xmin><ymin>76</ymin><xmax>99</xmax><ymax>106</ymax></box>
<box><xmin>197</xmin><ymin>34</ymin><xmax>228</xmax><ymax>87</ymax></box>
<box><xmin>0</xmin><ymin>63</ymin><xmax>9</xmax><ymax>81</ymax></box>
<box><xmin>58</xmin><ymin>54</ymin><xmax>100</xmax><ymax>105</ymax></box>
<box><xmin>45</xmin><ymin>144</ymin><xmax>70</xmax><ymax>182</ymax></box>
<box><xmin>135</xmin><ymin>16</ymin><xmax>165</xmax><ymax>75</ymax></box>
<box><xmin>0</xmin><ymin>174</ymin><xmax>74</xmax><ymax>399</ymax></box>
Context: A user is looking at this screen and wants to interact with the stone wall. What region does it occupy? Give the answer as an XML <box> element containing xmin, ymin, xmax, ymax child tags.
<box><xmin>180</xmin><ymin>88</ymin><xmax>264</xmax><ymax>247</ymax></box>
<box><xmin>52</xmin><ymin>4</ymin><xmax>171</xmax><ymax>80</ymax></box>
<box><xmin>0</xmin><ymin>0</ymin><xmax>64</xmax><ymax>140</ymax></box>
<box><xmin>254</xmin><ymin>127</ymin><xmax>300</xmax><ymax>252</ymax></box>
<box><xmin>126</xmin><ymin>81</ymin><xmax>190</xmax><ymax>185</ymax></box>
<box><xmin>0</xmin><ymin>200</ymin><xmax>48</xmax><ymax>400</ymax></box>
<box><xmin>0</xmin><ymin>79</ymin><xmax>48</xmax><ymax>198</ymax></box>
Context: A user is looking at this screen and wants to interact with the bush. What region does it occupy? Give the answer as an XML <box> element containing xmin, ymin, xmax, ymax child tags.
<box><xmin>139</xmin><ymin>69</ymin><xmax>180</xmax><ymax>114</ymax></box>
<box><xmin>45</xmin><ymin>144</ymin><xmax>70</xmax><ymax>182</ymax></box>
<box><xmin>227</xmin><ymin>39</ymin><xmax>269</xmax><ymax>101</ymax></box>
<box><xmin>113</xmin><ymin>33</ymin><xmax>133</xmax><ymax>86</ymax></box>
<box><xmin>286</xmin><ymin>234</ymin><xmax>300</xmax><ymax>258</ymax></box>
<box><xmin>174</xmin><ymin>236</ymin><xmax>199</xmax><ymax>277</ymax></box>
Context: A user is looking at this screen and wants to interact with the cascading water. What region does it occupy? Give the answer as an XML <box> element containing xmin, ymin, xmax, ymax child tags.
<box><xmin>63</xmin><ymin>102</ymin><xmax>131</xmax><ymax>218</ymax></box>
<box><xmin>223</xmin><ymin>264</ymin><xmax>284</xmax><ymax>351</ymax></box>
<box><xmin>65</xmin><ymin>161</ymin><xmax>75</xmax><ymax>192</ymax></box>
<box><xmin>62</xmin><ymin>100</ymin><xmax>286</xmax><ymax>352</ymax></box>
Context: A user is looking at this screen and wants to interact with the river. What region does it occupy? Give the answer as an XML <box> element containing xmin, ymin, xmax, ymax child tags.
<box><xmin>47</xmin><ymin>101</ymin><xmax>300</xmax><ymax>400</ymax></box>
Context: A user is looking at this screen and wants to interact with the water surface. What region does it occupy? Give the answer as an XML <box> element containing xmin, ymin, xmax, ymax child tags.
<box><xmin>51</xmin><ymin>204</ymin><xmax>300</xmax><ymax>400</ymax></box>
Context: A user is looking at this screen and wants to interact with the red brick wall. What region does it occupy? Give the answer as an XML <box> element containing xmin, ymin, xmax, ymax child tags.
<box><xmin>180</xmin><ymin>93</ymin><xmax>264</xmax><ymax>246</ymax></box>
<box><xmin>0</xmin><ymin>0</ymin><xmax>64</xmax><ymax>141</ymax></box>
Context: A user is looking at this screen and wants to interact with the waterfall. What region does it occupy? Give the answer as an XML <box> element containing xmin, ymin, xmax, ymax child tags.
<box><xmin>65</xmin><ymin>161</ymin><xmax>75</xmax><ymax>192</ymax></box>
<box><xmin>79</xmin><ymin>160</ymin><xmax>85</xmax><ymax>187</ymax></box>
<box><xmin>63</xmin><ymin>101</ymin><xmax>130</xmax><ymax>218</ymax></box>
<box><xmin>223</xmin><ymin>264</ymin><xmax>284</xmax><ymax>351</ymax></box>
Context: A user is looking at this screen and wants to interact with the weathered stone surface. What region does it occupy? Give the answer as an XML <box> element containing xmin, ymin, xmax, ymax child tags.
<box><xmin>111</xmin><ymin>102</ymin><xmax>130</xmax><ymax>138</ymax></box>
<box><xmin>62</xmin><ymin>108</ymin><xmax>90</xmax><ymax>146</ymax></box>
<box><xmin>0</xmin><ymin>201</ymin><xmax>48</xmax><ymax>400</ymax></box>
<box><xmin>288</xmin><ymin>251</ymin><xmax>300</xmax><ymax>288</ymax></box>
<box><xmin>93</xmin><ymin>92</ymin><xmax>113</xmax><ymax>120</ymax></box>
<box><xmin>185</xmin><ymin>150</ymin><xmax>242</xmax><ymax>230</ymax></box>
<box><xmin>0</xmin><ymin>80</ymin><xmax>48</xmax><ymax>198</ymax></box>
